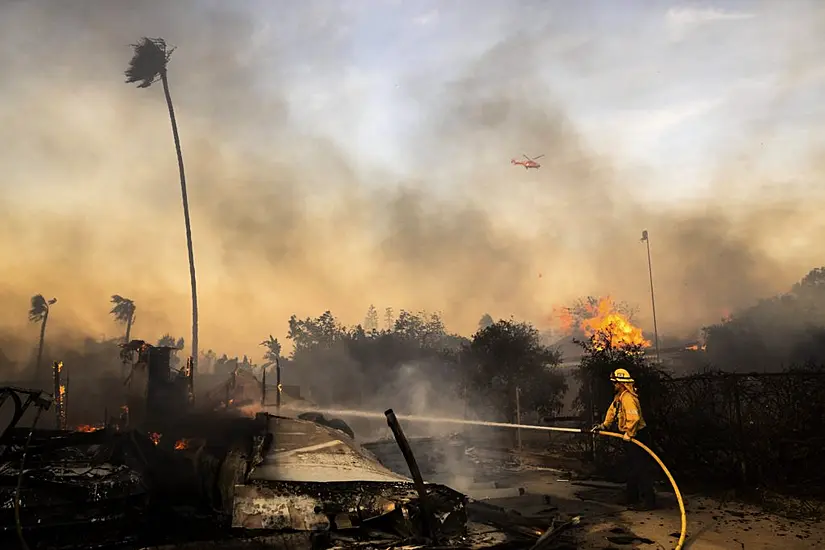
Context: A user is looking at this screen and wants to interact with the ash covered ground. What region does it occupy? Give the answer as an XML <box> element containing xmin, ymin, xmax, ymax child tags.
<box><xmin>363</xmin><ymin>432</ymin><xmax>825</xmax><ymax>550</ymax></box>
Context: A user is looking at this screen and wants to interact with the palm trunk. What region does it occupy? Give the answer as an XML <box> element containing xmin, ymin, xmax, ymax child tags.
<box><xmin>160</xmin><ymin>70</ymin><xmax>198</xmax><ymax>376</ymax></box>
<box><xmin>124</xmin><ymin>314</ymin><xmax>133</xmax><ymax>343</ymax></box>
<box><xmin>35</xmin><ymin>310</ymin><xmax>49</xmax><ymax>382</ymax></box>
<box><xmin>122</xmin><ymin>314</ymin><xmax>133</xmax><ymax>382</ymax></box>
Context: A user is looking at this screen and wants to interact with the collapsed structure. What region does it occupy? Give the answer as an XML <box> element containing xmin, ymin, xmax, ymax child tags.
<box><xmin>0</xmin><ymin>342</ymin><xmax>573</xmax><ymax>549</ymax></box>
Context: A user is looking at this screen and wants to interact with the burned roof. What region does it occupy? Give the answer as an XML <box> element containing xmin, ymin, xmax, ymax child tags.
<box><xmin>251</xmin><ymin>417</ymin><xmax>409</xmax><ymax>483</ymax></box>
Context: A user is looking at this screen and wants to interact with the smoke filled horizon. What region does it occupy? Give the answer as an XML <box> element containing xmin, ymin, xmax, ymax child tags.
<box><xmin>2</xmin><ymin>1</ymin><xmax>825</xmax><ymax>366</ymax></box>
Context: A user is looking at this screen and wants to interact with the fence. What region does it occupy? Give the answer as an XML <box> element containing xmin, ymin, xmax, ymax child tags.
<box><xmin>639</xmin><ymin>370</ymin><xmax>825</xmax><ymax>498</ymax></box>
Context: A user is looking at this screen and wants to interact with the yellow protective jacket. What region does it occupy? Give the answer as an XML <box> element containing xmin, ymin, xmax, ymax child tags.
<box><xmin>603</xmin><ymin>387</ymin><xmax>646</xmax><ymax>437</ymax></box>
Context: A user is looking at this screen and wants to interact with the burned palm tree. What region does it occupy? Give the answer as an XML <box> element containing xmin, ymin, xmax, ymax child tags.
<box><xmin>28</xmin><ymin>294</ymin><xmax>57</xmax><ymax>380</ymax></box>
<box><xmin>260</xmin><ymin>335</ymin><xmax>282</xmax><ymax>364</ymax></box>
<box><xmin>110</xmin><ymin>295</ymin><xmax>137</xmax><ymax>343</ymax></box>
<box><xmin>260</xmin><ymin>335</ymin><xmax>283</xmax><ymax>410</ymax></box>
<box><xmin>125</xmin><ymin>37</ymin><xmax>199</xmax><ymax>373</ymax></box>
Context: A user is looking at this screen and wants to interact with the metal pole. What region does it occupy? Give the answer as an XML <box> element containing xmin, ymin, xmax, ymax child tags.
<box><xmin>186</xmin><ymin>356</ymin><xmax>195</xmax><ymax>407</ymax></box>
<box><xmin>275</xmin><ymin>357</ymin><xmax>281</xmax><ymax>413</ymax></box>
<box><xmin>460</xmin><ymin>354</ymin><xmax>468</xmax><ymax>420</ymax></box>
<box><xmin>384</xmin><ymin>409</ymin><xmax>437</xmax><ymax>541</ymax></box>
<box><xmin>515</xmin><ymin>386</ymin><xmax>522</xmax><ymax>452</ymax></box>
<box><xmin>52</xmin><ymin>361</ymin><xmax>61</xmax><ymax>429</ymax></box>
<box><xmin>261</xmin><ymin>363</ymin><xmax>267</xmax><ymax>406</ymax></box>
<box><xmin>589</xmin><ymin>375</ymin><xmax>597</xmax><ymax>462</ymax></box>
<box><xmin>64</xmin><ymin>368</ymin><xmax>69</xmax><ymax>429</ymax></box>
<box><xmin>643</xmin><ymin>231</ymin><xmax>661</xmax><ymax>362</ymax></box>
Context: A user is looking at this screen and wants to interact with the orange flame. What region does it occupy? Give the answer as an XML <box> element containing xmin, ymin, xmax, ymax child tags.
<box><xmin>562</xmin><ymin>297</ymin><xmax>651</xmax><ymax>350</ymax></box>
<box><xmin>75</xmin><ymin>424</ymin><xmax>103</xmax><ymax>432</ymax></box>
<box><xmin>174</xmin><ymin>439</ymin><xmax>189</xmax><ymax>450</ymax></box>
<box><xmin>685</xmin><ymin>344</ymin><xmax>707</xmax><ymax>351</ymax></box>
<box><xmin>149</xmin><ymin>432</ymin><xmax>161</xmax><ymax>445</ymax></box>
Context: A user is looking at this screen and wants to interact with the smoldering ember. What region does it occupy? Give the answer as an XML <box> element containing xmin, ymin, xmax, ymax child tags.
<box><xmin>3</xmin><ymin>285</ymin><xmax>825</xmax><ymax>549</ymax></box>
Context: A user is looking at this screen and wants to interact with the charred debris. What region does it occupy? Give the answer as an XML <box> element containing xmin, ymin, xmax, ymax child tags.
<box><xmin>0</xmin><ymin>342</ymin><xmax>575</xmax><ymax>549</ymax></box>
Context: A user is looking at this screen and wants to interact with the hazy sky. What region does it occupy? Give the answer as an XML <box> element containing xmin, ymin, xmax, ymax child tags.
<box><xmin>274</xmin><ymin>0</ymin><xmax>825</xmax><ymax>198</ymax></box>
<box><xmin>1</xmin><ymin>0</ymin><xmax>824</xmax><ymax>361</ymax></box>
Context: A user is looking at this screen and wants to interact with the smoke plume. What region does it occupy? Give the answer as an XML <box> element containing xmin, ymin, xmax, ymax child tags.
<box><xmin>2</xmin><ymin>1</ymin><xmax>825</xmax><ymax>370</ymax></box>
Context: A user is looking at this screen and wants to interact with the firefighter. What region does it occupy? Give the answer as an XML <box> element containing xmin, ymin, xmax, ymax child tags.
<box><xmin>591</xmin><ymin>368</ymin><xmax>656</xmax><ymax>510</ymax></box>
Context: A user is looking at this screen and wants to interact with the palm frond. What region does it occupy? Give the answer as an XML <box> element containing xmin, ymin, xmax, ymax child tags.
<box><xmin>28</xmin><ymin>294</ymin><xmax>48</xmax><ymax>323</ymax></box>
<box><xmin>158</xmin><ymin>334</ymin><xmax>185</xmax><ymax>350</ymax></box>
<box><xmin>110</xmin><ymin>294</ymin><xmax>136</xmax><ymax>324</ymax></box>
<box><xmin>157</xmin><ymin>334</ymin><xmax>175</xmax><ymax>347</ymax></box>
<box><xmin>260</xmin><ymin>335</ymin><xmax>282</xmax><ymax>361</ymax></box>
<box><xmin>125</xmin><ymin>37</ymin><xmax>175</xmax><ymax>89</ymax></box>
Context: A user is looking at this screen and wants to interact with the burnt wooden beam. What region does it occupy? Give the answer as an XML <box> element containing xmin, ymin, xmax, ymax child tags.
<box><xmin>384</xmin><ymin>408</ymin><xmax>436</xmax><ymax>541</ymax></box>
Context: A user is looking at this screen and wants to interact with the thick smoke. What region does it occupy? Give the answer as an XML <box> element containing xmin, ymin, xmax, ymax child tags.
<box><xmin>2</xmin><ymin>1</ymin><xmax>825</xmax><ymax>372</ymax></box>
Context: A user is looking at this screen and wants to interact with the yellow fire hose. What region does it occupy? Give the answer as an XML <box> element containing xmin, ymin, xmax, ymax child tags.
<box><xmin>593</xmin><ymin>429</ymin><xmax>687</xmax><ymax>550</ymax></box>
<box><xmin>502</xmin><ymin>423</ymin><xmax>687</xmax><ymax>549</ymax></box>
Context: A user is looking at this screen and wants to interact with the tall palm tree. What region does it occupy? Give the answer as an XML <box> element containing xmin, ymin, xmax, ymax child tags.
<box><xmin>28</xmin><ymin>294</ymin><xmax>57</xmax><ymax>381</ymax></box>
<box><xmin>260</xmin><ymin>335</ymin><xmax>283</xmax><ymax>410</ymax></box>
<box><xmin>125</xmin><ymin>37</ymin><xmax>198</xmax><ymax>373</ymax></box>
<box><xmin>110</xmin><ymin>295</ymin><xmax>137</xmax><ymax>343</ymax></box>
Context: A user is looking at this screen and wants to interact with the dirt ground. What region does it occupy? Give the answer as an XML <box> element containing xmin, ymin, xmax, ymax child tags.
<box><xmin>474</xmin><ymin>472</ymin><xmax>825</xmax><ymax>549</ymax></box>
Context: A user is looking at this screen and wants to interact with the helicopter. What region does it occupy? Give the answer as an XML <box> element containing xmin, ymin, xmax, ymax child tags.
<box><xmin>511</xmin><ymin>154</ymin><xmax>544</xmax><ymax>170</ymax></box>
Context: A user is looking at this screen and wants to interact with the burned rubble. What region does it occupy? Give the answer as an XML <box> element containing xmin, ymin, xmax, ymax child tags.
<box><xmin>0</xmin><ymin>343</ymin><xmax>573</xmax><ymax>549</ymax></box>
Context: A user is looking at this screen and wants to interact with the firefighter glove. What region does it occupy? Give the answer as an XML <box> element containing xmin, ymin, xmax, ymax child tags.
<box><xmin>622</xmin><ymin>432</ymin><xmax>632</xmax><ymax>442</ymax></box>
<box><xmin>590</xmin><ymin>423</ymin><xmax>603</xmax><ymax>433</ymax></box>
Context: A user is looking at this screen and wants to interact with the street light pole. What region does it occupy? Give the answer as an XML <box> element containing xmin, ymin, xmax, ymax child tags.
<box><xmin>641</xmin><ymin>230</ymin><xmax>661</xmax><ymax>362</ymax></box>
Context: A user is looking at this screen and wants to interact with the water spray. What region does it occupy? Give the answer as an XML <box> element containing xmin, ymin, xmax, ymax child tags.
<box><xmin>278</xmin><ymin>405</ymin><xmax>586</xmax><ymax>432</ymax></box>
<box><xmin>281</xmin><ymin>405</ymin><xmax>687</xmax><ymax>550</ymax></box>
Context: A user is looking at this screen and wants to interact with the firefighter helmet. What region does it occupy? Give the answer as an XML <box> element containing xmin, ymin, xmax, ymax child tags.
<box><xmin>610</xmin><ymin>368</ymin><xmax>634</xmax><ymax>383</ymax></box>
